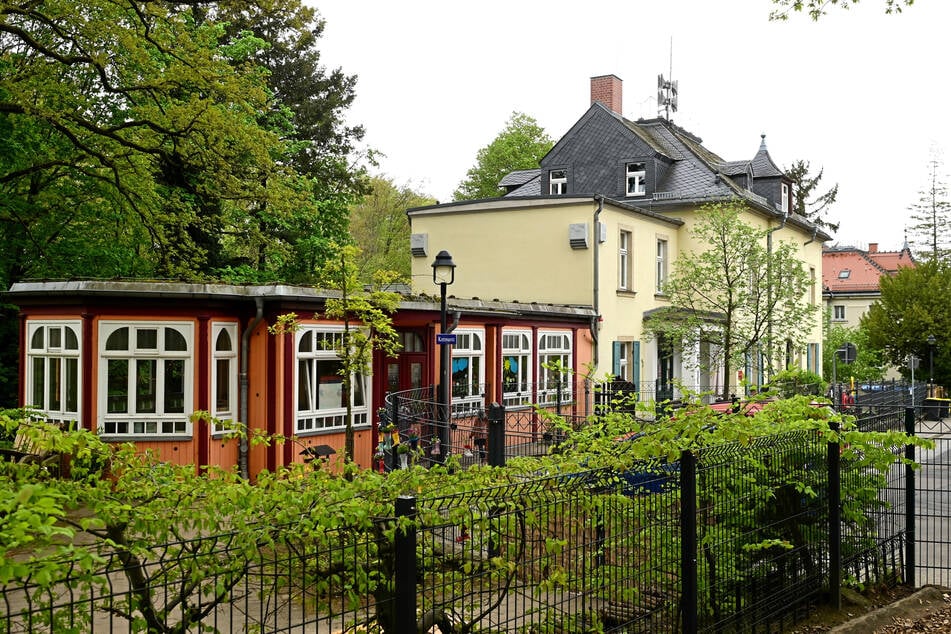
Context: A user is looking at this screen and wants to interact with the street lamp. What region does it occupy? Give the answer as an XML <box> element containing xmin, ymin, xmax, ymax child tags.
<box><xmin>432</xmin><ymin>250</ymin><xmax>456</xmax><ymax>462</ymax></box>
<box><xmin>928</xmin><ymin>334</ymin><xmax>937</xmax><ymax>394</ymax></box>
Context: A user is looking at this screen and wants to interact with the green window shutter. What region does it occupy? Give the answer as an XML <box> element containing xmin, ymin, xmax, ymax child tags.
<box><xmin>632</xmin><ymin>341</ymin><xmax>641</xmax><ymax>388</ymax></box>
<box><xmin>612</xmin><ymin>341</ymin><xmax>622</xmax><ymax>377</ymax></box>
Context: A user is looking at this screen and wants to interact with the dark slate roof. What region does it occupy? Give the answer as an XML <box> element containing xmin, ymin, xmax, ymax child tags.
<box><xmin>751</xmin><ymin>135</ymin><xmax>784</xmax><ymax>178</ymax></box>
<box><xmin>498</xmin><ymin>169</ymin><xmax>540</xmax><ymax>188</ymax></box>
<box><xmin>717</xmin><ymin>160</ymin><xmax>751</xmax><ymax>176</ymax></box>
<box><xmin>488</xmin><ymin>103</ymin><xmax>832</xmax><ymax>242</ymax></box>
<box><xmin>506</xmin><ymin>175</ymin><xmax>541</xmax><ymax>196</ymax></box>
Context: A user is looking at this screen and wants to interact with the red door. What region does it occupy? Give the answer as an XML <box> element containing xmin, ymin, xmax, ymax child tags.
<box><xmin>385</xmin><ymin>331</ymin><xmax>428</xmax><ymax>394</ymax></box>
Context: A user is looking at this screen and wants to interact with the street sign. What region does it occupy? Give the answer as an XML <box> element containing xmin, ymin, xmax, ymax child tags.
<box><xmin>436</xmin><ymin>333</ymin><xmax>456</xmax><ymax>345</ymax></box>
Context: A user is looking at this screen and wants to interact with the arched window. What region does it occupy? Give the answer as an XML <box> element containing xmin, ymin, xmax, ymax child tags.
<box><xmin>538</xmin><ymin>331</ymin><xmax>573</xmax><ymax>406</ymax></box>
<box><xmin>502</xmin><ymin>331</ymin><xmax>532</xmax><ymax>407</ymax></box>
<box><xmin>295</xmin><ymin>327</ymin><xmax>368</xmax><ymax>433</ymax></box>
<box><xmin>26</xmin><ymin>321</ymin><xmax>81</xmax><ymax>427</ymax></box>
<box><xmin>99</xmin><ymin>322</ymin><xmax>193</xmax><ymax>437</ymax></box>
<box><xmin>211</xmin><ymin>323</ymin><xmax>238</xmax><ymax>435</ymax></box>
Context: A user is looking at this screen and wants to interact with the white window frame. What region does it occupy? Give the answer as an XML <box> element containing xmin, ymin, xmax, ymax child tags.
<box><xmin>98</xmin><ymin>321</ymin><xmax>193</xmax><ymax>438</ymax></box>
<box><xmin>781</xmin><ymin>182</ymin><xmax>790</xmax><ymax>215</ymax></box>
<box><xmin>833</xmin><ymin>305</ymin><xmax>846</xmax><ymax>321</ymax></box>
<box><xmin>211</xmin><ymin>323</ymin><xmax>239</xmax><ymax>436</ymax></box>
<box><xmin>26</xmin><ymin>320</ymin><xmax>82</xmax><ymax>427</ymax></box>
<box><xmin>656</xmin><ymin>238</ymin><xmax>669</xmax><ymax>293</ymax></box>
<box><xmin>549</xmin><ymin>169</ymin><xmax>567</xmax><ymax>195</ymax></box>
<box><xmin>626</xmin><ymin>162</ymin><xmax>646</xmax><ymax>197</ymax></box>
<box><xmin>501</xmin><ymin>330</ymin><xmax>532</xmax><ymax>408</ymax></box>
<box><xmin>538</xmin><ymin>331</ymin><xmax>573</xmax><ymax>406</ymax></box>
<box><xmin>618</xmin><ymin>342</ymin><xmax>630</xmax><ymax>381</ymax></box>
<box><xmin>619</xmin><ymin>230</ymin><xmax>632</xmax><ymax>290</ymax></box>
<box><xmin>295</xmin><ymin>326</ymin><xmax>369</xmax><ymax>434</ymax></box>
<box><xmin>450</xmin><ymin>328</ymin><xmax>485</xmax><ymax>416</ymax></box>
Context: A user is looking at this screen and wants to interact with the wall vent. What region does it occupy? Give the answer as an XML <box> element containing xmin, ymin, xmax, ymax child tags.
<box><xmin>569</xmin><ymin>223</ymin><xmax>589</xmax><ymax>249</ymax></box>
<box><xmin>410</xmin><ymin>233</ymin><xmax>428</xmax><ymax>257</ymax></box>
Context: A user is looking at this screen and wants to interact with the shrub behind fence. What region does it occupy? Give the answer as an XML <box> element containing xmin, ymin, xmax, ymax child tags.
<box><xmin>1</xmin><ymin>403</ymin><xmax>916</xmax><ymax>633</ymax></box>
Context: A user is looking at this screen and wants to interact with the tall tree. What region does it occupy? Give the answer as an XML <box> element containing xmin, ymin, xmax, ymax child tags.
<box><xmin>785</xmin><ymin>160</ymin><xmax>840</xmax><ymax>233</ymax></box>
<box><xmin>453</xmin><ymin>112</ymin><xmax>553</xmax><ymax>201</ymax></box>
<box><xmin>823</xmin><ymin>320</ymin><xmax>886</xmax><ymax>384</ymax></box>
<box><xmin>862</xmin><ymin>259</ymin><xmax>951</xmax><ymax>387</ymax></box>
<box><xmin>349</xmin><ymin>177</ymin><xmax>435</xmax><ymax>281</ymax></box>
<box><xmin>317</xmin><ymin>244</ymin><xmax>402</xmax><ymax>460</ymax></box>
<box><xmin>906</xmin><ymin>155</ymin><xmax>951</xmax><ymax>262</ymax></box>
<box><xmin>0</xmin><ymin>0</ymin><xmax>283</xmax><ymax>282</ymax></box>
<box><xmin>648</xmin><ymin>202</ymin><xmax>817</xmax><ymax>400</ymax></box>
<box><xmin>212</xmin><ymin>0</ymin><xmax>369</xmax><ymax>283</ymax></box>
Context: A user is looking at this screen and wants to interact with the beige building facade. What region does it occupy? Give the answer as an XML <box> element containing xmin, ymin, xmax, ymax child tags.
<box><xmin>409</xmin><ymin>75</ymin><xmax>829</xmax><ymax>402</ymax></box>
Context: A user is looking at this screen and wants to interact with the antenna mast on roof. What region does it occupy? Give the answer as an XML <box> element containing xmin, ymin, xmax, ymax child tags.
<box><xmin>657</xmin><ymin>38</ymin><xmax>678</xmax><ymax>120</ymax></box>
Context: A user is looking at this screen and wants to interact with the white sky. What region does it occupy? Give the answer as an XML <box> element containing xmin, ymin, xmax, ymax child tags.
<box><xmin>314</xmin><ymin>0</ymin><xmax>951</xmax><ymax>251</ymax></box>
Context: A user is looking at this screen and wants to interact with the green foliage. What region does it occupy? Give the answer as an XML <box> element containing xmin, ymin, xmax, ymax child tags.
<box><xmin>316</xmin><ymin>244</ymin><xmax>403</xmax><ymax>460</ymax></box>
<box><xmin>0</xmin><ymin>395</ymin><xmax>929</xmax><ymax>633</ymax></box>
<box><xmin>905</xmin><ymin>155</ymin><xmax>951</xmax><ymax>262</ymax></box>
<box><xmin>785</xmin><ymin>159</ymin><xmax>840</xmax><ymax>233</ymax></box>
<box><xmin>862</xmin><ymin>259</ymin><xmax>951</xmax><ymax>386</ymax></box>
<box><xmin>823</xmin><ymin>319</ymin><xmax>887</xmax><ymax>383</ymax></box>
<box><xmin>349</xmin><ymin>176</ymin><xmax>436</xmax><ymax>280</ymax></box>
<box><xmin>453</xmin><ymin>112</ymin><xmax>553</xmax><ymax>201</ymax></box>
<box><xmin>0</xmin><ymin>0</ymin><xmax>367</xmax><ymax>401</ymax></box>
<box><xmin>769</xmin><ymin>367</ymin><xmax>828</xmax><ymax>397</ymax></box>
<box><xmin>770</xmin><ymin>0</ymin><xmax>915</xmax><ymax>21</ymax></box>
<box><xmin>647</xmin><ymin>201</ymin><xmax>818</xmax><ymax>399</ymax></box>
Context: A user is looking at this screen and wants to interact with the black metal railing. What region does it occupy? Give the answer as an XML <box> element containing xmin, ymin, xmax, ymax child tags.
<box><xmin>2</xmin><ymin>391</ymin><xmax>928</xmax><ymax>633</ymax></box>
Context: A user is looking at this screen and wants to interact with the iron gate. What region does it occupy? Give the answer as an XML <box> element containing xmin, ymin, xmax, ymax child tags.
<box><xmin>914</xmin><ymin>414</ymin><xmax>951</xmax><ymax>586</ymax></box>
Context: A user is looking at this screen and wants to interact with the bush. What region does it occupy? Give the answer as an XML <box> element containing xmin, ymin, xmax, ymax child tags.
<box><xmin>769</xmin><ymin>368</ymin><xmax>828</xmax><ymax>398</ymax></box>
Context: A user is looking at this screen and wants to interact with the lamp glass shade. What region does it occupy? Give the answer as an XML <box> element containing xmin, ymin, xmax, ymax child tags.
<box><xmin>432</xmin><ymin>250</ymin><xmax>456</xmax><ymax>285</ymax></box>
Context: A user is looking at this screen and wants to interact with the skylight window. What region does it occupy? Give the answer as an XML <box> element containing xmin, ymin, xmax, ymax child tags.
<box><xmin>838</xmin><ymin>269</ymin><xmax>851</xmax><ymax>279</ymax></box>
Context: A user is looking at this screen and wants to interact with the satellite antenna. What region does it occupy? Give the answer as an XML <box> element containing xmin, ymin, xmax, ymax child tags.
<box><xmin>657</xmin><ymin>38</ymin><xmax>678</xmax><ymax>120</ymax></box>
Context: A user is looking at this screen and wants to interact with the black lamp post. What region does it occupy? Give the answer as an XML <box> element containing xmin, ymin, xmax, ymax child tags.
<box><xmin>432</xmin><ymin>250</ymin><xmax>456</xmax><ymax>462</ymax></box>
<box><xmin>928</xmin><ymin>334</ymin><xmax>936</xmax><ymax>392</ymax></box>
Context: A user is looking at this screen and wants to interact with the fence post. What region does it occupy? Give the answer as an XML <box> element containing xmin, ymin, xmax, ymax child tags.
<box><xmin>394</xmin><ymin>495</ymin><xmax>417</xmax><ymax>633</ymax></box>
<box><xmin>827</xmin><ymin>420</ymin><xmax>842</xmax><ymax>610</ymax></box>
<box><xmin>905</xmin><ymin>406</ymin><xmax>916</xmax><ymax>587</ymax></box>
<box><xmin>680</xmin><ymin>449</ymin><xmax>698</xmax><ymax>634</ymax></box>
<box><xmin>487</xmin><ymin>402</ymin><xmax>505</xmax><ymax>467</ymax></box>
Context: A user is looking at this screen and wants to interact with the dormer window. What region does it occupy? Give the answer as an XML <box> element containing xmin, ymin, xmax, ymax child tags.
<box><xmin>838</xmin><ymin>269</ymin><xmax>851</xmax><ymax>279</ymax></box>
<box><xmin>549</xmin><ymin>169</ymin><xmax>567</xmax><ymax>195</ymax></box>
<box><xmin>781</xmin><ymin>182</ymin><xmax>790</xmax><ymax>215</ymax></box>
<box><xmin>626</xmin><ymin>162</ymin><xmax>646</xmax><ymax>197</ymax></box>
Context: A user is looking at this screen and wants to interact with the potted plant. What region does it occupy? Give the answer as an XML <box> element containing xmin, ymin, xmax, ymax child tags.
<box><xmin>407</xmin><ymin>426</ymin><xmax>420</xmax><ymax>450</ymax></box>
<box><xmin>395</xmin><ymin>442</ymin><xmax>412</xmax><ymax>469</ymax></box>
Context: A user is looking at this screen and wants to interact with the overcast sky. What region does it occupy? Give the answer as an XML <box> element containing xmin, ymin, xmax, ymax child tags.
<box><xmin>314</xmin><ymin>0</ymin><xmax>951</xmax><ymax>251</ymax></box>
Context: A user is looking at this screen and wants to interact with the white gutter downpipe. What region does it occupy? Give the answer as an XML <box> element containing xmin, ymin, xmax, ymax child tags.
<box><xmin>591</xmin><ymin>195</ymin><xmax>604</xmax><ymax>368</ymax></box>
<box><xmin>239</xmin><ymin>296</ymin><xmax>264</xmax><ymax>480</ymax></box>
<box><xmin>765</xmin><ymin>210</ymin><xmax>789</xmax><ymax>383</ymax></box>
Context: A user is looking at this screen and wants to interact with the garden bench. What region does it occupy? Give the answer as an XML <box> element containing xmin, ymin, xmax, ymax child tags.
<box><xmin>0</xmin><ymin>422</ymin><xmax>61</xmax><ymax>474</ymax></box>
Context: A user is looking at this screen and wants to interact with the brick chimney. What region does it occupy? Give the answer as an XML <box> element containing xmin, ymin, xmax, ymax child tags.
<box><xmin>868</xmin><ymin>243</ymin><xmax>878</xmax><ymax>254</ymax></box>
<box><xmin>590</xmin><ymin>74</ymin><xmax>622</xmax><ymax>115</ymax></box>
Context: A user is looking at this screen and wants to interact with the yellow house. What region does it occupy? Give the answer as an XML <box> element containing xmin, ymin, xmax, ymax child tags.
<box><xmin>409</xmin><ymin>75</ymin><xmax>829</xmax><ymax>401</ymax></box>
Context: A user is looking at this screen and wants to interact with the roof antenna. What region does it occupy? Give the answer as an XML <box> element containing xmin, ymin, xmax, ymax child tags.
<box><xmin>657</xmin><ymin>37</ymin><xmax>678</xmax><ymax>120</ymax></box>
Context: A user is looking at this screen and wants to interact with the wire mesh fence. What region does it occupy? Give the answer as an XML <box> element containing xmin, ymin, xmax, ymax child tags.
<box><xmin>2</xmin><ymin>395</ymin><xmax>926</xmax><ymax>633</ymax></box>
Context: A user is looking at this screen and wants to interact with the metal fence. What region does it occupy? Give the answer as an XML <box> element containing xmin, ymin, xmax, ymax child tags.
<box><xmin>1</xmin><ymin>521</ymin><xmax>394</xmax><ymax>633</ymax></box>
<box><xmin>1</xmin><ymin>396</ymin><xmax>929</xmax><ymax>633</ymax></box>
